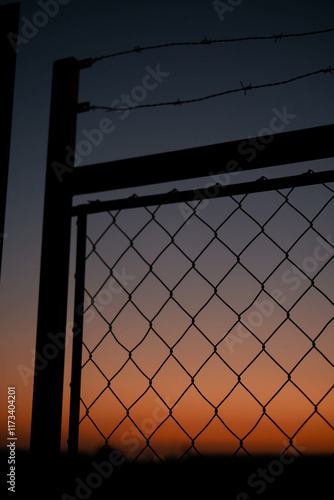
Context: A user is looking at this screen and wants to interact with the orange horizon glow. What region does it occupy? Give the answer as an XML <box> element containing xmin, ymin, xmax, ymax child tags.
<box><xmin>2</xmin><ymin>190</ymin><xmax>333</xmax><ymax>461</ymax></box>
<box><xmin>73</xmin><ymin>390</ymin><xmax>334</xmax><ymax>459</ymax></box>
<box><xmin>68</xmin><ymin>318</ymin><xmax>334</xmax><ymax>459</ymax></box>
<box><xmin>69</xmin><ymin>193</ymin><xmax>334</xmax><ymax>460</ymax></box>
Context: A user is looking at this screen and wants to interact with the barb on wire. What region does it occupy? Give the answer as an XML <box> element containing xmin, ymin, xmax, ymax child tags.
<box><xmin>89</xmin><ymin>66</ymin><xmax>333</xmax><ymax>113</ymax></box>
<box><xmin>240</xmin><ymin>81</ymin><xmax>252</xmax><ymax>96</ymax></box>
<box><xmin>91</xmin><ymin>28</ymin><xmax>334</xmax><ymax>63</ymax></box>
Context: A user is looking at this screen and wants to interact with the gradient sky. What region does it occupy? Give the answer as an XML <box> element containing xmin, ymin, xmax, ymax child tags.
<box><xmin>0</xmin><ymin>0</ymin><xmax>334</xmax><ymax>459</ymax></box>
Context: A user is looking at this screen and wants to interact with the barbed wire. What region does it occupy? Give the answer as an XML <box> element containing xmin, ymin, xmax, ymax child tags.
<box><xmin>89</xmin><ymin>66</ymin><xmax>333</xmax><ymax>113</ymax></box>
<box><xmin>91</xmin><ymin>28</ymin><xmax>334</xmax><ymax>63</ymax></box>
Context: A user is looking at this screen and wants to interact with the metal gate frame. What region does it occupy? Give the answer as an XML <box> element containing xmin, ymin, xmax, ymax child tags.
<box><xmin>0</xmin><ymin>3</ymin><xmax>20</xmax><ymax>281</ymax></box>
<box><xmin>30</xmin><ymin>56</ymin><xmax>334</xmax><ymax>490</ymax></box>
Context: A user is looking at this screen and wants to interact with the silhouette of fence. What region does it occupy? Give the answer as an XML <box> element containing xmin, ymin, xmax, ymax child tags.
<box><xmin>68</xmin><ymin>169</ymin><xmax>334</xmax><ymax>463</ymax></box>
<box><xmin>28</xmin><ymin>57</ymin><xmax>334</xmax><ymax>499</ymax></box>
<box><xmin>0</xmin><ymin>3</ymin><xmax>20</xmax><ymax>281</ymax></box>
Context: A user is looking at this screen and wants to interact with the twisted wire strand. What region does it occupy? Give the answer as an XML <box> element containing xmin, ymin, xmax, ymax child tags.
<box><xmin>91</xmin><ymin>28</ymin><xmax>334</xmax><ymax>63</ymax></box>
<box><xmin>89</xmin><ymin>66</ymin><xmax>333</xmax><ymax>113</ymax></box>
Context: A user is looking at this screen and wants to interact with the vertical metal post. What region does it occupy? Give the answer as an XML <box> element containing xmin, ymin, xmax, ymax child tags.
<box><xmin>68</xmin><ymin>212</ymin><xmax>87</xmax><ymax>462</ymax></box>
<box><xmin>30</xmin><ymin>58</ymin><xmax>81</xmax><ymax>479</ymax></box>
<box><xmin>0</xmin><ymin>3</ymin><xmax>20</xmax><ymax>281</ymax></box>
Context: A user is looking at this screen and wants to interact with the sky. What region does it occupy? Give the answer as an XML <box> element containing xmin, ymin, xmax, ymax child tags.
<box><xmin>0</xmin><ymin>0</ymin><xmax>334</xmax><ymax>462</ymax></box>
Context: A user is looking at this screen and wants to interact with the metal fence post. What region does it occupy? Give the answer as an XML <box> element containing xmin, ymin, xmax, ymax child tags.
<box><xmin>30</xmin><ymin>58</ymin><xmax>81</xmax><ymax>484</ymax></box>
<box><xmin>0</xmin><ymin>3</ymin><xmax>20</xmax><ymax>281</ymax></box>
<box><xmin>68</xmin><ymin>212</ymin><xmax>87</xmax><ymax>463</ymax></box>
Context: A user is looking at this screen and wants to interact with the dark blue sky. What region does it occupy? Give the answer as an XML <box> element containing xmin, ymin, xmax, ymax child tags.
<box><xmin>1</xmin><ymin>0</ymin><xmax>333</xmax><ymax>448</ymax></box>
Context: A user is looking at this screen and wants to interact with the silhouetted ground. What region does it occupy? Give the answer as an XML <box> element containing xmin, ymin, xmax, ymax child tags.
<box><xmin>1</xmin><ymin>449</ymin><xmax>333</xmax><ymax>499</ymax></box>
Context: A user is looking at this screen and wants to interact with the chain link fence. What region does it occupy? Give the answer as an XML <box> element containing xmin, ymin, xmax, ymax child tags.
<box><xmin>70</xmin><ymin>169</ymin><xmax>334</xmax><ymax>463</ymax></box>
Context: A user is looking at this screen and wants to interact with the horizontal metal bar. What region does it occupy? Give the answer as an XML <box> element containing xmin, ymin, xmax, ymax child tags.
<box><xmin>68</xmin><ymin>124</ymin><xmax>334</xmax><ymax>197</ymax></box>
<box><xmin>71</xmin><ymin>168</ymin><xmax>334</xmax><ymax>217</ymax></box>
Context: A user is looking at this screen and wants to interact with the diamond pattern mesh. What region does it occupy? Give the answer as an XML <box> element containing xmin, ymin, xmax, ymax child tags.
<box><xmin>75</xmin><ymin>178</ymin><xmax>334</xmax><ymax>461</ymax></box>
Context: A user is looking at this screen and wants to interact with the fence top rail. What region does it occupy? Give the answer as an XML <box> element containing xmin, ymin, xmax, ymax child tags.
<box><xmin>68</xmin><ymin>123</ymin><xmax>334</xmax><ymax>197</ymax></box>
<box><xmin>71</xmin><ymin>168</ymin><xmax>334</xmax><ymax>217</ymax></box>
